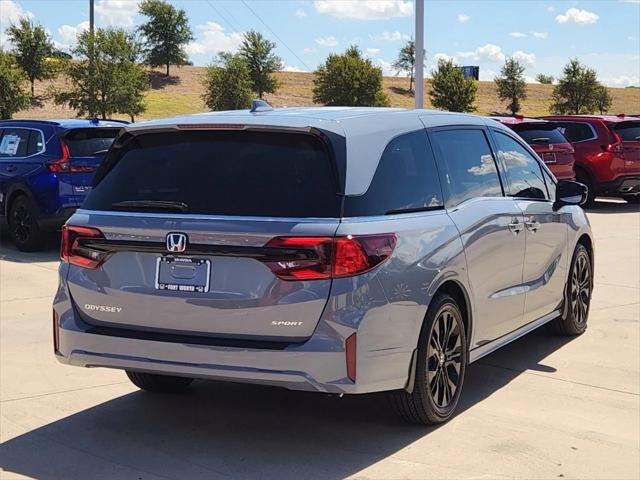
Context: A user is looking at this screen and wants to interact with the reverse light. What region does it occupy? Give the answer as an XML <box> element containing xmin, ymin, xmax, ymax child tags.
<box><xmin>61</xmin><ymin>225</ymin><xmax>107</xmax><ymax>269</ymax></box>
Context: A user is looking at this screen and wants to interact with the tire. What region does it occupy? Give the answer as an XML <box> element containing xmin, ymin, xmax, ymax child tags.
<box><xmin>549</xmin><ymin>243</ymin><xmax>593</xmax><ymax>336</ymax></box>
<box><xmin>622</xmin><ymin>195</ymin><xmax>640</xmax><ymax>204</ymax></box>
<box><xmin>391</xmin><ymin>294</ymin><xmax>468</xmax><ymax>425</ymax></box>
<box><xmin>575</xmin><ymin>169</ymin><xmax>596</xmax><ymax>207</ymax></box>
<box><xmin>126</xmin><ymin>371</ymin><xmax>194</xmax><ymax>392</ymax></box>
<box><xmin>8</xmin><ymin>195</ymin><xmax>45</xmax><ymax>252</ymax></box>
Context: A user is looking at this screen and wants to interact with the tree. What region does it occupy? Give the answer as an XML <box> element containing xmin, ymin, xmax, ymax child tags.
<box><xmin>54</xmin><ymin>29</ymin><xmax>148</xmax><ymax>120</ymax></box>
<box><xmin>550</xmin><ymin>59</ymin><xmax>601</xmax><ymax>114</ymax></box>
<box><xmin>6</xmin><ymin>17</ymin><xmax>56</xmax><ymax>98</ymax></box>
<box><xmin>313</xmin><ymin>46</ymin><xmax>389</xmax><ymax>106</ymax></box>
<box><xmin>594</xmin><ymin>84</ymin><xmax>613</xmax><ymax>114</ymax></box>
<box><xmin>393</xmin><ymin>40</ymin><xmax>424</xmax><ymax>92</ymax></box>
<box><xmin>0</xmin><ymin>50</ymin><xmax>30</xmax><ymax>118</ymax></box>
<box><xmin>429</xmin><ymin>59</ymin><xmax>477</xmax><ymax>112</ymax></box>
<box><xmin>138</xmin><ymin>0</ymin><xmax>193</xmax><ymax>76</ymax></box>
<box><xmin>495</xmin><ymin>57</ymin><xmax>527</xmax><ymax>115</ymax></box>
<box><xmin>238</xmin><ymin>30</ymin><xmax>282</xmax><ymax>99</ymax></box>
<box><xmin>536</xmin><ymin>73</ymin><xmax>554</xmax><ymax>85</ymax></box>
<box><xmin>202</xmin><ymin>53</ymin><xmax>253</xmax><ymax>111</ymax></box>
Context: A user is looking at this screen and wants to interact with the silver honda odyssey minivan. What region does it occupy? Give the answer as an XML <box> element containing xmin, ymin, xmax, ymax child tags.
<box><xmin>53</xmin><ymin>106</ymin><xmax>594</xmax><ymax>424</ymax></box>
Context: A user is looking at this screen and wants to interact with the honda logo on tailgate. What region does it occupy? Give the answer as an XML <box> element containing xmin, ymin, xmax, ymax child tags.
<box><xmin>166</xmin><ymin>233</ymin><xmax>187</xmax><ymax>253</ymax></box>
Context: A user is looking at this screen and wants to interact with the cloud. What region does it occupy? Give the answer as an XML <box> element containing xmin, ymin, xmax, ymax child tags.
<box><xmin>314</xmin><ymin>0</ymin><xmax>412</xmax><ymax>20</ymax></box>
<box><xmin>370</xmin><ymin>31</ymin><xmax>409</xmax><ymax>42</ymax></box>
<box><xmin>282</xmin><ymin>65</ymin><xmax>308</xmax><ymax>72</ymax></box>
<box><xmin>366</xmin><ymin>47</ymin><xmax>381</xmax><ymax>56</ymax></box>
<box><xmin>302</xmin><ymin>47</ymin><xmax>314</xmax><ymax>54</ymax></box>
<box><xmin>433</xmin><ymin>53</ymin><xmax>456</xmax><ymax>64</ymax></box>
<box><xmin>512</xmin><ymin>50</ymin><xmax>536</xmax><ymax>67</ymax></box>
<box><xmin>0</xmin><ymin>0</ymin><xmax>34</xmax><ymax>25</ymax></box>
<box><xmin>57</xmin><ymin>21</ymin><xmax>90</xmax><ymax>47</ymax></box>
<box><xmin>315</xmin><ymin>35</ymin><xmax>339</xmax><ymax>47</ymax></box>
<box><xmin>601</xmin><ymin>75</ymin><xmax>639</xmax><ymax>87</ymax></box>
<box><xmin>458</xmin><ymin>43</ymin><xmax>505</xmax><ymax>63</ymax></box>
<box><xmin>95</xmin><ymin>0</ymin><xmax>138</xmax><ymax>27</ymax></box>
<box><xmin>294</xmin><ymin>9</ymin><xmax>307</xmax><ymax>18</ymax></box>
<box><xmin>510</xmin><ymin>32</ymin><xmax>527</xmax><ymax>38</ymax></box>
<box><xmin>555</xmin><ymin>8</ymin><xmax>599</xmax><ymax>25</ymax></box>
<box><xmin>185</xmin><ymin>22</ymin><xmax>243</xmax><ymax>56</ymax></box>
<box><xmin>532</xmin><ymin>31</ymin><xmax>549</xmax><ymax>39</ymax></box>
<box><xmin>479</xmin><ymin>69</ymin><xmax>498</xmax><ymax>81</ymax></box>
<box><xmin>457</xmin><ymin>13</ymin><xmax>470</xmax><ymax>23</ymax></box>
<box><xmin>547</xmin><ymin>6</ymin><xmax>555</xmax><ymax>12</ymax></box>
<box><xmin>376</xmin><ymin>58</ymin><xmax>395</xmax><ymax>76</ymax></box>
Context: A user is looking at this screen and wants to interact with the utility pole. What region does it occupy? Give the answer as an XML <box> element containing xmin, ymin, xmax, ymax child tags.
<box><xmin>89</xmin><ymin>0</ymin><xmax>95</xmax><ymax>35</ymax></box>
<box><xmin>89</xmin><ymin>0</ymin><xmax>95</xmax><ymax>117</ymax></box>
<box><xmin>414</xmin><ymin>0</ymin><xmax>424</xmax><ymax>109</ymax></box>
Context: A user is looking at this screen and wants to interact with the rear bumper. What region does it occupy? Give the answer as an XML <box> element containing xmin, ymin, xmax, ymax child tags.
<box><xmin>597</xmin><ymin>176</ymin><xmax>640</xmax><ymax>196</ymax></box>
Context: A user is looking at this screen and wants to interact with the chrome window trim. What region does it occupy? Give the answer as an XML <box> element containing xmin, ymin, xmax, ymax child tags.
<box><xmin>0</xmin><ymin>127</ymin><xmax>46</xmax><ymax>159</ymax></box>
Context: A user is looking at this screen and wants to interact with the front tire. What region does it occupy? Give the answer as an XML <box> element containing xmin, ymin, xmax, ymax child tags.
<box><xmin>391</xmin><ymin>294</ymin><xmax>467</xmax><ymax>425</ymax></box>
<box><xmin>8</xmin><ymin>195</ymin><xmax>44</xmax><ymax>252</ymax></box>
<box><xmin>575</xmin><ymin>170</ymin><xmax>596</xmax><ymax>207</ymax></box>
<box><xmin>126</xmin><ymin>371</ymin><xmax>194</xmax><ymax>392</ymax></box>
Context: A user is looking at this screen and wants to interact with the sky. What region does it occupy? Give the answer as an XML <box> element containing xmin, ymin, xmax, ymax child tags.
<box><xmin>1</xmin><ymin>0</ymin><xmax>639</xmax><ymax>87</ymax></box>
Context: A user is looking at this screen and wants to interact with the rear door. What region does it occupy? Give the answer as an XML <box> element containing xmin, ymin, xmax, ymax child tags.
<box><xmin>0</xmin><ymin>127</ymin><xmax>46</xmax><ymax>197</ymax></box>
<box><xmin>65</xmin><ymin>129</ymin><xmax>342</xmax><ymax>342</ymax></box>
<box><xmin>609</xmin><ymin>120</ymin><xmax>640</xmax><ymax>167</ymax></box>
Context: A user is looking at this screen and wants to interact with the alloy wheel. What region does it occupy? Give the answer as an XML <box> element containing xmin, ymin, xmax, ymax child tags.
<box><xmin>427</xmin><ymin>307</ymin><xmax>463</xmax><ymax>409</ymax></box>
<box><xmin>11</xmin><ymin>205</ymin><xmax>32</xmax><ymax>244</ymax></box>
<box><xmin>571</xmin><ymin>252</ymin><xmax>591</xmax><ymax>325</ymax></box>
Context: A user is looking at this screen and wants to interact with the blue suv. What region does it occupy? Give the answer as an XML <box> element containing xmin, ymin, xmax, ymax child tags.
<box><xmin>0</xmin><ymin>119</ymin><xmax>125</xmax><ymax>251</ymax></box>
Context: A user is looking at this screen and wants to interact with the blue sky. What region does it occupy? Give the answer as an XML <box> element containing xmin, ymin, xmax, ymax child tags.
<box><xmin>1</xmin><ymin>0</ymin><xmax>639</xmax><ymax>87</ymax></box>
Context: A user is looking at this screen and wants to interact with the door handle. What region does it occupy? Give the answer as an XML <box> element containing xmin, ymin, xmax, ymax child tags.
<box><xmin>5</xmin><ymin>165</ymin><xmax>16</xmax><ymax>173</ymax></box>
<box><xmin>525</xmin><ymin>220</ymin><xmax>541</xmax><ymax>233</ymax></box>
<box><xmin>508</xmin><ymin>220</ymin><xmax>524</xmax><ymax>235</ymax></box>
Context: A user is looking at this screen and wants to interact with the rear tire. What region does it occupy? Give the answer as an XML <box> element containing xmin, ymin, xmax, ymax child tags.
<box><xmin>8</xmin><ymin>195</ymin><xmax>44</xmax><ymax>252</ymax></box>
<box><xmin>575</xmin><ymin>169</ymin><xmax>596</xmax><ymax>207</ymax></box>
<box><xmin>549</xmin><ymin>243</ymin><xmax>592</xmax><ymax>336</ymax></box>
<box><xmin>390</xmin><ymin>294</ymin><xmax>467</xmax><ymax>425</ymax></box>
<box><xmin>126</xmin><ymin>371</ymin><xmax>194</xmax><ymax>392</ymax></box>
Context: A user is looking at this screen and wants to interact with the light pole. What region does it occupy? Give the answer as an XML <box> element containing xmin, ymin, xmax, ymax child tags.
<box><xmin>414</xmin><ymin>0</ymin><xmax>424</xmax><ymax>109</ymax></box>
<box><xmin>89</xmin><ymin>0</ymin><xmax>94</xmax><ymax>35</ymax></box>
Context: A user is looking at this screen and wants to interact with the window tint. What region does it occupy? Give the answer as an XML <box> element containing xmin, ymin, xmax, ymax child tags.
<box><xmin>611</xmin><ymin>121</ymin><xmax>640</xmax><ymax>141</ymax></box>
<box><xmin>431</xmin><ymin>129</ymin><xmax>503</xmax><ymax>208</ymax></box>
<box><xmin>64</xmin><ymin>128</ymin><xmax>120</xmax><ymax>157</ymax></box>
<box><xmin>26</xmin><ymin>130</ymin><xmax>44</xmax><ymax>155</ymax></box>
<box><xmin>495</xmin><ymin>131</ymin><xmax>548</xmax><ymax>200</ymax></box>
<box><xmin>0</xmin><ymin>128</ymin><xmax>32</xmax><ymax>157</ymax></box>
<box><xmin>84</xmin><ymin>131</ymin><xmax>341</xmax><ymax>218</ymax></box>
<box><xmin>556</xmin><ymin>122</ymin><xmax>595</xmax><ymax>142</ymax></box>
<box><xmin>344</xmin><ymin>130</ymin><xmax>443</xmax><ymax>216</ymax></box>
<box><xmin>512</xmin><ymin>126</ymin><xmax>569</xmax><ymax>145</ymax></box>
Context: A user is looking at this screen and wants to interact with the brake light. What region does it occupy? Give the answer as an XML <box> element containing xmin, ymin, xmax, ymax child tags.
<box><xmin>264</xmin><ymin>234</ymin><xmax>396</xmax><ymax>280</ymax></box>
<box><xmin>61</xmin><ymin>225</ymin><xmax>107</xmax><ymax>269</ymax></box>
<box><xmin>605</xmin><ymin>132</ymin><xmax>623</xmax><ymax>154</ymax></box>
<box><xmin>47</xmin><ymin>140</ymin><xmax>96</xmax><ymax>173</ymax></box>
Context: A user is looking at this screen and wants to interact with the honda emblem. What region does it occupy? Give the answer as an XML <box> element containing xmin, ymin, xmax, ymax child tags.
<box><xmin>166</xmin><ymin>232</ymin><xmax>187</xmax><ymax>253</ymax></box>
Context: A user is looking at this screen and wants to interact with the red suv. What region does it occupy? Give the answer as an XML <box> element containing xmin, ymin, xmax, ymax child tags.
<box><xmin>490</xmin><ymin>116</ymin><xmax>576</xmax><ymax>181</ymax></box>
<box><xmin>542</xmin><ymin>115</ymin><xmax>640</xmax><ymax>204</ymax></box>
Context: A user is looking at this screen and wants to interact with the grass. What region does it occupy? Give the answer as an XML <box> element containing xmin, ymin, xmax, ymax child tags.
<box><xmin>13</xmin><ymin>66</ymin><xmax>640</xmax><ymax>121</ymax></box>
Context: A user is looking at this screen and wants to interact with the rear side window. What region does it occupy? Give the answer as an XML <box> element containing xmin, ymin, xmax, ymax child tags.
<box><xmin>431</xmin><ymin>129</ymin><xmax>503</xmax><ymax>208</ymax></box>
<box><xmin>64</xmin><ymin>128</ymin><xmax>120</xmax><ymax>157</ymax></box>
<box><xmin>343</xmin><ymin>130</ymin><xmax>443</xmax><ymax>216</ymax></box>
<box><xmin>0</xmin><ymin>128</ymin><xmax>43</xmax><ymax>157</ymax></box>
<box><xmin>611</xmin><ymin>121</ymin><xmax>640</xmax><ymax>141</ymax></box>
<box><xmin>512</xmin><ymin>126</ymin><xmax>569</xmax><ymax>145</ymax></box>
<box><xmin>84</xmin><ymin>131</ymin><xmax>341</xmax><ymax>218</ymax></box>
<box><xmin>556</xmin><ymin>122</ymin><xmax>595</xmax><ymax>142</ymax></box>
<box><xmin>494</xmin><ymin>132</ymin><xmax>548</xmax><ymax>200</ymax></box>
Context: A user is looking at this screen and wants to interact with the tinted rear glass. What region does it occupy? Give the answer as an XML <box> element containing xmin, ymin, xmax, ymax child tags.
<box><xmin>555</xmin><ymin>122</ymin><xmax>595</xmax><ymax>142</ymax></box>
<box><xmin>512</xmin><ymin>126</ymin><xmax>569</xmax><ymax>144</ymax></box>
<box><xmin>84</xmin><ymin>131</ymin><xmax>341</xmax><ymax>217</ymax></box>
<box><xmin>64</xmin><ymin>128</ymin><xmax>120</xmax><ymax>157</ymax></box>
<box><xmin>611</xmin><ymin>121</ymin><xmax>640</xmax><ymax>141</ymax></box>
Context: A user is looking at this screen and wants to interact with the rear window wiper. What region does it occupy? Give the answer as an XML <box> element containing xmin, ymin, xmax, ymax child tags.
<box><xmin>529</xmin><ymin>137</ymin><xmax>551</xmax><ymax>143</ymax></box>
<box><xmin>111</xmin><ymin>200</ymin><xmax>189</xmax><ymax>213</ymax></box>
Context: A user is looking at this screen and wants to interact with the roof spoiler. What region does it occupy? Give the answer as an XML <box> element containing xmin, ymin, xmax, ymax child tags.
<box><xmin>87</xmin><ymin>118</ymin><xmax>130</xmax><ymax>125</ymax></box>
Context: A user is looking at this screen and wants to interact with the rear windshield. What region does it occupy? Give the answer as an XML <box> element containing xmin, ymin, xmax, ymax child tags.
<box><xmin>64</xmin><ymin>128</ymin><xmax>121</xmax><ymax>157</ymax></box>
<box><xmin>610</xmin><ymin>121</ymin><xmax>640</xmax><ymax>141</ymax></box>
<box><xmin>83</xmin><ymin>130</ymin><xmax>341</xmax><ymax>218</ymax></box>
<box><xmin>511</xmin><ymin>125</ymin><xmax>569</xmax><ymax>145</ymax></box>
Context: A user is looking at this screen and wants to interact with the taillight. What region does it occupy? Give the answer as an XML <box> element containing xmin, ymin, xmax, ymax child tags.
<box><xmin>61</xmin><ymin>225</ymin><xmax>107</xmax><ymax>269</ymax></box>
<box><xmin>264</xmin><ymin>234</ymin><xmax>396</xmax><ymax>280</ymax></box>
<box><xmin>605</xmin><ymin>132</ymin><xmax>623</xmax><ymax>154</ymax></box>
<box><xmin>47</xmin><ymin>140</ymin><xmax>96</xmax><ymax>173</ymax></box>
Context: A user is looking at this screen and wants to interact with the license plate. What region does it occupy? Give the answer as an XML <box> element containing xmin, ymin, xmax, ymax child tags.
<box><xmin>154</xmin><ymin>256</ymin><xmax>211</xmax><ymax>293</ymax></box>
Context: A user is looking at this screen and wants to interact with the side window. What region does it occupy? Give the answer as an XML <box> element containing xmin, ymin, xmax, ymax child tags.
<box><xmin>494</xmin><ymin>131</ymin><xmax>548</xmax><ymax>200</ymax></box>
<box><xmin>556</xmin><ymin>122</ymin><xmax>594</xmax><ymax>142</ymax></box>
<box><xmin>26</xmin><ymin>130</ymin><xmax>44</xmax><ymax>156</ymax></box>
<box><xmin>343</xmin><ymin>130</ymin><xmax>443</xmax><ymax>216</ymax></box>
<box><xmin>0</xmin><ymin>128</ymin><xmax>31</xmax><ymax>158</ymax></box>
<box><xmin>430</xmin><ymin>129</ymin><xmax>503</xmax><ymax>208</ymax></box>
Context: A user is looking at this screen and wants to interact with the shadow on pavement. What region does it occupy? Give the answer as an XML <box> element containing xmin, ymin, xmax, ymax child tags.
<box><xmin>0</xmin><ymin>330</ymin><xmax>574</xmax><ymax>479</ymax></box>
<box><xmin>0</xmin><ymin>229</ymin><xmax>60</xmax><ymax>264</ymax></box>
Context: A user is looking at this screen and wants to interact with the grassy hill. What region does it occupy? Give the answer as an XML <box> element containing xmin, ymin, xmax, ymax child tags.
<box><xmin>13</xmin><ymin>66</ymin><xmax>640</xmax><ymax>121</ymax></box>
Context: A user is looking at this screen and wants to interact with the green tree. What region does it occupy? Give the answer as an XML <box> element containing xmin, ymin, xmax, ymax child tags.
<box><xmin>238</xmin><ymin>30</ymin><xmax>282</xmax><ymax>99</ymax></box>
<box><xmin>54</xmin><ymin>29</ymin><xmax>148</xmax><ymax>120</ymax></box>
<box><xmin>313</xmin><ymin>46</ymin><xmax>389</xmax><ymax>106</ymax></box>
<box><xmin>594</xmin><ymin>84</ymin><xmax>613</xmax><ymax>114</ymax></box>
<box><xmin>0</xmin><ymin>50</ymin><xmax>30</xmax><ymax>118</ymax></box>
<box><xmin>429</xmin><ymin>59</ymin><xmax>477</xmax><ymax>112</ymax></box>
<box><xmin>393</xmin><ymin>40</ymin><xmax>423</xmax><ymax>92</ymax></box>
<box><xmin>6</xmin><ymin>18</ymin><xmax>56</xmax><ymax>98</ymax></box>
<box><xmin>536</xmin><ymin>73</ymin><xmax>554</xmax><ymax>85</ymax></box>
<box><xmin>495</xmin><ymin>57</ymin><xmax>527</xmax><ymax>115</ymax></box>
<box><xmin>138</xmin><ymin>0</ymin><xmax>193</xmax><ymax>76</ymax></box>
<box><xmin>202</xmin><ymin>53</ymin><xmax>253</xmax><ymax>111</ymax></box>
<box><xmin>551</xmin><ymin>59</ymin><xmax>601</xmax><ymax>114</ymax></box>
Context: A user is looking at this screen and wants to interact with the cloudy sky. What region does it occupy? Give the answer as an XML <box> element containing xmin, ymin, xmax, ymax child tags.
<box><xmin>1</xmin><ymin>0</ymin><xmax>639</xmax><ymax>87</ymax></box>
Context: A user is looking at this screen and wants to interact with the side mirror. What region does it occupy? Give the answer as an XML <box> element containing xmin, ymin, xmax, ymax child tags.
<box><xmin>554</xmin><ymin>180</ymin><xmax>588</xmax><ymax>209</ymax></box>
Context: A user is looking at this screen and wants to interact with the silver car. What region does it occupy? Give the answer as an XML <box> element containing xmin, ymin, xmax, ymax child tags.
<box><xmin>53</xmin><ymin>106</ymin><xmax>594</xmax><ymax>424</ymax></box>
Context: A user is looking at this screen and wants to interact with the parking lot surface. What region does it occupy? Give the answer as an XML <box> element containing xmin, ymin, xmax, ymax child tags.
<box><xmin>1</xmin><ymin>200</ymin><xmax>639</xmax><ymax>480</ymax></box>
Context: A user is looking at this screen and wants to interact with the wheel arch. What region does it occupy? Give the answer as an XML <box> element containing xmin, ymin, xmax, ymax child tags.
<box><xmin>427</xmin><ymin>279</ymin><xmax>473</xmax><ymax>349</ymax></box>
<box><xmin>4</xmin><ymin>185</ymin><xmax>36</xmax><ymax>217</ymax></box>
